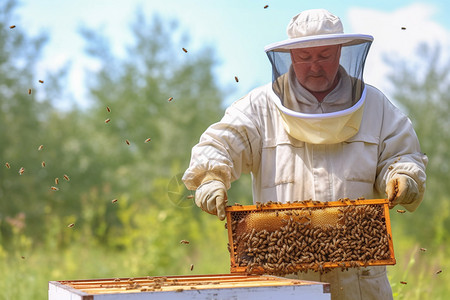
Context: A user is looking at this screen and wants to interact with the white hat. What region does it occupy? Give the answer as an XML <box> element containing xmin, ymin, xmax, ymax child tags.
<box><xmin>265</xmin><ymin>9</ymin><xmax>373</xmax><ymax>52</ymax></box>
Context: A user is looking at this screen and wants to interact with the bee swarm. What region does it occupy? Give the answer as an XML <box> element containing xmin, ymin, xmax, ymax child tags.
<box><xmin>228</xmin><ymin>201</ymin><xmax>393</xmax><ymax>275</ymax></box>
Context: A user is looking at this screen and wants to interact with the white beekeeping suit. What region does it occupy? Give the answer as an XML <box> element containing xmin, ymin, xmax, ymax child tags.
<box><xmin>183</xmin><ymin>8</ymin><xmax>427</xmax><ymax>300</ymax></box>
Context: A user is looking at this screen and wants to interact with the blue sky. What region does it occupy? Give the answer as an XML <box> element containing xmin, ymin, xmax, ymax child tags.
<box><xmin>14</xmin><ymin>0</ymin><xmax>450</xmax><ymax>108</ymax></box>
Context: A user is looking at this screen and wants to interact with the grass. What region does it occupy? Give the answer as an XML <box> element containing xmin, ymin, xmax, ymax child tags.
<box><xmin>1</xmin><ymin>204</ymin><xmax>448</xmax><ymax>300</ymax></box>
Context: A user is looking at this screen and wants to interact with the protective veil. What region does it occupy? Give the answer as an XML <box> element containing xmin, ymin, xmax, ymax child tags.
<box><xmin>265</xmin><ymin>9</ymin><xmax>373</xmax><ymax>144</ymax></box>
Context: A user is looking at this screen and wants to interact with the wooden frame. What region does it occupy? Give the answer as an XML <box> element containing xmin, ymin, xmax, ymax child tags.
<box><xmin>226</xmin><ymin>199</ymin><xmax>396</xmax><ymax>274</ymax></box>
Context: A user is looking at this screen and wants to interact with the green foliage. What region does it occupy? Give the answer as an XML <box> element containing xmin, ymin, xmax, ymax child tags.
<box><xmin>386</xmin><ymin>44</ymin><xmax>450</xmax><ymax>247</ymax></box>
<box><xmin>1</xmin><ymin>1</ymin><xmax>243</xmax><ymax>299</ymax></box>
<box><xmin>2</xmin><ymin>0</ymin><xmax>448</xmax><ymax>299</ymax></box>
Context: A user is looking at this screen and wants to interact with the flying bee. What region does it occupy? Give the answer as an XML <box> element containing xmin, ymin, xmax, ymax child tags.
<box><xmin>400</xmin><ymin>281</ymin><xmax>407</xmax><ymax>285</ymax></box>
<box><xmin>396</xmin><ymin>209</ymin><xmax>406</xmax><ymax>214</ymax></box>
<box><xmin>112</xmin><ymin>199</ymin><xmax>118</xmax><ymax>203</ymax></box>
<box><xmin>28</xmin><ymin>89</ymin><xmax>31</xmax><ymax>95</ymax></box>
<box><xmin>63</xmin><ymin>174</ymin><xmax>70</xmax><ymax>181</ymax></box>
<box><xmin>5</xmin><ymin>162</ymin><xmax>10</xmax><ymax>169</ymax></box>
<box><xmin>10</xmin><ymin>25</ymin><xmax>16</xmax><ymax>29</ymax></box>
<box><xmin>180</xmin><ymin>240</ymin><xmax>190</xmax><ymax>244</ymax></box>
<box><xmin>435</xmin><ymin>269</ymin><xmax>442</xmax><ymax>275</ymax></box>
<box><xmin>144</xmin><ymin>138</ymin><xmax>152</xmax><ymax>143</ymax></box>
<box><xmin>125</xmin><ymin>139</ymin><xmax>130</xmax><ymax>145</ymax></box>
<box><xmin>401</xmin><ymin>27</ymin><xmax>406</xmax><ymax>30</ymax></box>
<box><xmin>38</xmin><ymin>144</ymin><xmax>44</xmax><ymax>151</ymax></box>
<box><xmin>105</xmin><ymin>118</ymin><xmax>111</xmax><ymax>123</ymax></box>
<box><xmin>419</xmin><ymin>247</ymin><xmax>427</xmax><ymax>252</ymax></box>
<box><xmin>187</xmin><ymin>195</ymin><xmax>194</xmax><ymax>199</ymax></box>
<box><xmin>50</xmin><ymin>186</ymin><xmax>59</xmax><ymax>191</ymax></box>
<box><xmin>55</xmin><ymin>178</ymin><xmax>59</xmax><ymax>185</ymax></box>
<box><xmin>18</xmin><ymin>167</ymin><xmax>24</xmax><ymax>175</ymax></box>
<box><xmin>41</xmin><ymin>161</ymin><xmax>46</xmax><ymax>167</ymax></box>
<box><xmin>68</xmin><ymin>223</ymin><xmax>75</xmax><ymax>228</ymax></box>
<box><xmin>106</xmin><ymin>106</ymin><xmax>111</xmax><ymax>112</ymax></box>
<box><xmin>234</xmin><ymin>76</ymin><xmax>239</xmax><ymax>82</ymax></box>
<box><xmin>182</xmin><ymin>48</ymin><xmax>188</xmax><ymax>53</ymax></box>
<box><xmin>264</xmin><ymin>5</ymin><xmax>269</xmax><ymax>9</ymax></box>
<box><xmin>39</xmin><ymin>80</ymin><xmax>44</xmax><ymax>84</ymax></box>
<box><xmin>168</xmin><ymin>97</ymin><xmax>173</xmax><ymax>102</ymax></box>
<box><xmin>190</xmin><ymin>264</ymin><xmax>194</xmax><ymax>271</ymax></box>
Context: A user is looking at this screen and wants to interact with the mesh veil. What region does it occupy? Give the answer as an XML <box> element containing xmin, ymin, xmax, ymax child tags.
<box><xmin>266</xmin><ymin>40</ymin><xmax>372</xmax><ymax>108</ymax></box>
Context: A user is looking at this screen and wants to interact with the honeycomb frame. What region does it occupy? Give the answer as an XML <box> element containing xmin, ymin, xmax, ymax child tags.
<box><xmin>225</xmin><ymin>199</ymin><xmax>396</xmax><ymax>275</ymax></box>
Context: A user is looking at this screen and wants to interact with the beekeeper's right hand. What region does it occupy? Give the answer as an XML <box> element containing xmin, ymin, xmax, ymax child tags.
<box><xmin>195</xmin><ymin>180</ymin><xmax>228</xmax><ymax>221</ymax></box>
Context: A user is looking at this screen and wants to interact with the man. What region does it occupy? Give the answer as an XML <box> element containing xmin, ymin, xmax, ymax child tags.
<box><xmin>183</xmin><ymin>9</ymin><xmax>427</xmax><ymax>300</ymax></box>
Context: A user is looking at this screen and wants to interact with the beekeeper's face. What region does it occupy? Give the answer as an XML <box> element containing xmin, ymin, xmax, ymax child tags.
<box><xmin>290</xmin><ymin>45</ymin><xmax>341</xmax><ymax>94</ymax></box>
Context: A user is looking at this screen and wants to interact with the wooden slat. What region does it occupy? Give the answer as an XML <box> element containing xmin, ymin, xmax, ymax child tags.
<box><xmin>54</xmin><ymin>274</ymin><xmax>324</xmax><ymax>295</ymax></box>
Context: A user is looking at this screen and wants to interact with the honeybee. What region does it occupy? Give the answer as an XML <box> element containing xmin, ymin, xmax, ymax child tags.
<box><xmin>63</xmin><ymin>174</ymin><xmax>70</xmax><ymax>181</ymax></box>
<box><xmin>182</xmin><ymin>48</ymin><xmax>188</xmax><ymax>53</ymax></box>
<box><xmin>125</xmin><ymin>139</ymin><xmax>130</xmax><ymax>145</ymax></box>
<box><xmin>38</xmin><ymin>145</ymin><xmax>44</xmax><ymax>151</ymax></box>
<box><xmin>68</xmin><ymin>223</ymin><xmax>75</xmax><ymax>228</ymax></box>
<box><xmin>105</xmin><ymin>118</ymin><xmax>111</xmax><ymax>123</ymax></box>
<box><xmin>10</xmin><ymin>25</ymin><xmax>16</xmax><ymax>29</ymax></box>
<box><xmin>190</xmin><ymin>264</ymin><xmax>194</xmax><ymax>271</ymax></box>
<box><xmin>28</xmin><ymin>89</ymin><xmax>31</xmax><ymax>95</ymax></box>
<box><xmin>50</xmin><ymin>186</ymin><xmax>59</xmax><ymax>191</ymax></box>
<box><xmin>144</xmin><ymin>138</ymin><xmax>152</xmax><ymax>143</ymax></box>
<box><xmin>234</xmin><ymin>76</ymin><xmax>239</xmax><ymax>82</ymax></box>
<box><xmin>436</xmin><ymin>269</ymin><xmax>442</xmax><ymax>275</ymax></box>
<box><xmin>419</xmin><ymin>247</ymin><xmax>427</xmax><ymax>252</ymax></box>
<box><xmin>401</xmin><ymin>27</ymin><xmax>406</xmax><ymax>30</ymax></box>
<box><xmin>180</xmin><ymin>240</ymin><xmax>190</xmax><ymax>244</ymax></box>
<box><xmin>112</xmin><ymin>199</ymin><xmax>118</xmax><ymax>203</ymax></box>
<box><xmin>5</xmin><ymin>162</ymin><xmax>10</xmax><ymax>169</ymax></box>
<box><xmin>396</xmin><ymin>209</ymin><xmax>406</xmax><ymax>214</ymax></box>
<box><xmin>106</xmin><ymin>106</ymin><xmax>111</xmax><ymax>112</ymax></box>
<box><xmin>168</xmin><ymin>97</ymin><xmax>173</xmax><ymax>102</ymax></box>
<box><xmin>41</xmin><ymin>161</ymin><xmax>46</xmax><ymax>167</ymax></box>
<box><xmin>18</xmin><ymin>167</ymin><xmax>24</xmax><ymax>175</ymax></box>
<box><xmin>55</xmin><ymin>178</ymin><xmax>59</xmax><ymax>185</ymax></box>
<box><xmin>187</xmin><ymin>195</ymin><xmax>194</xmax><ymax>199</ymax></box>
<box><xmin>264</xmin><ymin>5</ymin><xmax>269</xmax><ymax>9</ymax></box>
<box><xmin>39</xmin><ymin>80</ymin><xmax>44</xmax><ymax>83</ymax></box>
<box><xmin>400</xmin><ymin>281</ymin><xmax>407</xmax><ymax>285</ymax></box>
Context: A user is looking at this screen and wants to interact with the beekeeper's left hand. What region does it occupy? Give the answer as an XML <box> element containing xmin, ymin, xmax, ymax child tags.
<box><xmin>386</xmin><ymin>174</ymin><xmax>420</xmax><ymax>211</ymax></box>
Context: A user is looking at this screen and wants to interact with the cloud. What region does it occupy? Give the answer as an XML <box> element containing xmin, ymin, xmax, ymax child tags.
<box><xmin>347</xmin><ymin>3</ymin><xmax>450</xmax><ymax>97</ymax></box>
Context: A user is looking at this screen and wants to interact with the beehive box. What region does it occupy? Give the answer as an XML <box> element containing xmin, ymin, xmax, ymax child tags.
<box><xmin>48</xmin><ymin>274</ymin><xmax>330</xmax><ymax>299</ymax></box>
<box><xmin>226</xmin><ymin>198</ymin><xmax>395</xmax><ymax>275</ymax></box>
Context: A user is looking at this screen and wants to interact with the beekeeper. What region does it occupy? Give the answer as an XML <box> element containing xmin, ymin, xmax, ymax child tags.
<box><xmin>183</xmin><ymin>8</ymin><xmax>427</xmax><ymax>300</ymax></box>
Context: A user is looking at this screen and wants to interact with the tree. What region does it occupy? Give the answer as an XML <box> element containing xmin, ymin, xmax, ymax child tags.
<box><xmin>0</xmin><ymin>0</ymin><xmax>56</xmax><ymax>243</ymax></box>
<box><xmin>386</xmin><ymin>43</ymin><xmax>450</xmax><ymax>245</ymax></box>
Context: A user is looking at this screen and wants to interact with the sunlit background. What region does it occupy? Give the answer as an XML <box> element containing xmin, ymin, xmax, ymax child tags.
<box><xmin>1</xmin><ymin>0</ymin><xmax>449</xmax><ymax>299</ymax></box>
<box><xmin>17</xmin><ymin>0</ymin><xmax>450</xmax><ymax>108</ymax></box>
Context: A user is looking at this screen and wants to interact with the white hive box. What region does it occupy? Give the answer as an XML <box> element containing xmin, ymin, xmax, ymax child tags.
<box><xmin>49</xmin><ymin>273</ymin><xmax>330</xmax><ymax>300</ymax></box>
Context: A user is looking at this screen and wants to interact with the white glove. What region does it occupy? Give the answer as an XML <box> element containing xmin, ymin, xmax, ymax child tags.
<box><xmin>195</xmin><ymin>180</ymin><xmax>228</xmax><ymax>220</ymax></box>
<box><xmin>386</xmin><ymin>174</ymin><xmax>420</xmax><ymax>211</ymax></box>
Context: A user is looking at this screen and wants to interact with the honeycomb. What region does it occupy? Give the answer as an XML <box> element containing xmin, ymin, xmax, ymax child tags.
<box><xmin>226</xmin><ymin>199</ymin><xmax>395</xmax><ymax>275</ymax></box>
